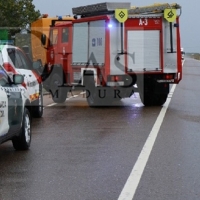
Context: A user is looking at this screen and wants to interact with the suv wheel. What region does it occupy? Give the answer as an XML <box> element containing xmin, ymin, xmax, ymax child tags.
<box><xmin>12</xmin><ymin>108</ymin><xmax>31</xmax><ymax>150</ymax></box>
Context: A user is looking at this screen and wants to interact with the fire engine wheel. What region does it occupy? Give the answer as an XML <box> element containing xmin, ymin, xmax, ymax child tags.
<box><xmin>32</xmin><ymin>84</ymin><xmax>43</xmax><ymax>118</ymax></box>
<box><xmin>139</xmin><ymin>81</ymin><xmax>169</xmax><ymax>106</ymax></box>
<box><xmin>140</xmin><ymin>92</ymin><xmax>168</xmax><ymax>106</ymax></box>
<box><xmin>84</xmin><ymin>74</ymin><xmax>99</xmax><ymax>107</ymax></box>
<box><xmin>86</xmin><ymin>85</ymin><xmax>100</xmax><ymax>107</ymax></box>
<box><xmin>86</xmin><ymin>88</ymin><xmax>115</xmax><ymax>107</ymax></box>
<box><xmin>12</xmin><ymin>108</ymin><xmax>31</xmax><ymax>150</ymax></box>
<box><xmin>50</xmin><ymin>73</ymin><xmax>68</xmax><ymax>103</ymax></box>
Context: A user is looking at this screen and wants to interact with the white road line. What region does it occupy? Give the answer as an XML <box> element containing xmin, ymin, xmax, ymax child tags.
<box><xmin>65</xmin><ymin>95</ymin><xmax>78</xmax><ymax>101</ymax></box>
<box><xmin>118</xmin><ymin>84</ymin><xmax>177</xmax><ymax>200</ymax></box>
<box><xmin>72</xmin><ymin>95</ymin><xmax>79</xmax><ymax>98</ymax></box>
<box><xmin>68</xmin><ymin>96</ymin><xmax>73</xmax><ymax>99</ymax></box>
<box><xmin>46</xmin><ymin>103</ymin><xmax>57</xmax><ymax>107</ymax></box>
<box><xmin>65</xmin><ymin>97</ymin><xmax>72</xmax><ymax>101</ymax></box>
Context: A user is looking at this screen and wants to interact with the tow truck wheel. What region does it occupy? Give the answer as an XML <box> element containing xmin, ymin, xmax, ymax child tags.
<box><xmin>32</xmin><ymin>84</ymin><xmax>43</xmax><ymax>118</ymax></box>
<box><xmin>50</xmin><ymin>73</ymin><xmax>68</xmax><ymax>103</ymax></box>
<box><xmin>12</xmin><ymin>108</ymin><xmax>31</xmax><ymax>150</ymax></box>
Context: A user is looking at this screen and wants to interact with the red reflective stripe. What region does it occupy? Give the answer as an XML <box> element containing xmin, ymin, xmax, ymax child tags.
<box><xmin>32</xmin><ymin>70</ymin><xmax>42</xmax><ymax>84</ymax></box>
<box><xmin>22</xmin><ymin>82</ymin><xmax>27</xmax><ymax>89</ymax></box>
<box><xmin>3</xmin><ymin>62</ymin><xmax>16</xmax><ymax>74</ymax></box>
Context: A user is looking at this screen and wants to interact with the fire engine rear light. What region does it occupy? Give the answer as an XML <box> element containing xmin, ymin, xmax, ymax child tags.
<box><xmin>3</xmin><ymin>62</ymin><xmax>16</xmax><ymax>74</ymax></box>
<box><xmin>165</xmin><ymin>74</ymin><xmax>174</xmax><ymax>80</ymax></box>
<box><xmin>111</xmin><ymin>76</ymin><xmax>122</xmax><ymax>82</ymax></box>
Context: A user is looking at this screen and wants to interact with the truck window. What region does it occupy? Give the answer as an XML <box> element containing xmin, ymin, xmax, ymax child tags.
<box><xmin>50</xmin><ymin>29</ymin><xmax>58</xmax><ymax>46</ymax></box>
<box><xmin>62</xmin><ymin>28</ymin><xmax>69</xmax><ymax>43</ymax></box>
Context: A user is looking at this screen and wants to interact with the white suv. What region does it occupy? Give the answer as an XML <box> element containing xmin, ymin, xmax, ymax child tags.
<box><xmin>0</xmin><ymin>45</ymin><xmax>43</xmax><ymax>118</ymax></box>
<box><xmin>0</xmin><ymin>66</ymin><xmax>32</xmax><ymax>150</ymax></box>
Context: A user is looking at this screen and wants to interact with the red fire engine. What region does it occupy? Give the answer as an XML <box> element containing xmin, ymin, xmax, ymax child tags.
<box><xmin>40</xmin><ymin>2</ymin><xmax>182</xmax><ymax>106</ymax></box>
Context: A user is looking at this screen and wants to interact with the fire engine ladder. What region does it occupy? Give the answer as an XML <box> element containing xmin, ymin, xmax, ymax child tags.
<box><xmin>72</xmin><ymin>2</ymin><xmax>131</xmax><ymax>17</ymax></box>
<box><xmin>72</xmin><ymin>2</ymin><xmax>181</xmax><ymax>17</ymax></box>
<box><xmin>129</xmin><ymin>3</ymin><xmax>181</xmax><ymax>15</ymax></box>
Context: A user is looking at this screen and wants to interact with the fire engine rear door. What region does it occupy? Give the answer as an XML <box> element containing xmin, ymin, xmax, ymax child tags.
<box><xmin>109</xmin><ymin>18</ymin><xmax>126</xmax><ymax>75</ymax></box>
<box><xmin>127</xmin><ymin>30</ymin><xmax>161</xmax><ymax>72</ymax></box>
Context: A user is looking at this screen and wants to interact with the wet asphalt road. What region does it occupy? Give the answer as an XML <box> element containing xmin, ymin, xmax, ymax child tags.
<box><xmin>0</xmin><ymin>58</ymin><xmax>200</xmax><ymax>200</ymax></box>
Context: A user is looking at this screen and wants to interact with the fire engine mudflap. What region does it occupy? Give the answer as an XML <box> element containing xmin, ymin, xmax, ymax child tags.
<box><xmin>41</xmin><ymin>2</ymin><xmax>182</xmax><ymax>107</ymax></box>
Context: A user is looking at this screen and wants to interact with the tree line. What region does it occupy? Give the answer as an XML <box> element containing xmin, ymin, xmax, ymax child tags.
<box><xmin>0</xmin><ymin>0</ymin><xmax>40</xmax><ymax>38</ymax></box>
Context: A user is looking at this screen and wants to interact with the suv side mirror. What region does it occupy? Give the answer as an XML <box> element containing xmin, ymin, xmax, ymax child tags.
<box><xmin>41</xmin><ymin>34</ymin><xmax>46</xmax><ymax>46</ymax></box>
<box><xmin>13</xmin><ymin>74</ymin><xmax>24</xmax><ymax>84</ymax></box>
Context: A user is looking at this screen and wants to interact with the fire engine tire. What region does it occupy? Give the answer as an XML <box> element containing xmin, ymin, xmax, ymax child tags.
<box><xmin>84</xmin><ymin>73</ymin><xmax>114</xmax><ymax>107</ymax></box>
<box><xmin>155</xmin><ymin>93</ymin><xmax>168</xmax><ymax>106</ymax></box>
<box><xmin>32</xmin><ymin>84</ymin><xmax>43</xmax><ymax>118</ymax></box>
<box><xmin>138</xmin><ymin>81</ymin><xmax>169</xmax><ymax>106</ymax></box>
<box><xmin>12</xmin><ymin>108</ymin><xmax>31</xmax><ymax>150</ymax></box>
<box><xmin>86</xmin><ymin>88</ymin><xmax>114</xmax><ymax>107</ymax></box>
<box><xmin>140</xmin><ymin>92</ymin><xmax>168</xmax><ymax>106</ymax></box>
<box><xmin>50</xmin><ymin>73</ymin><xmax>68</xmax><ymax>103</ymax></box>
<box><xmin>84</xmin><ymin>74</ymin><xmax>99</xmax><ymax>107</ymax></box>
<box><xmin>86</xmin><ymin>88</ymin><xmax>98</xmax><ymax>107</ymax></box>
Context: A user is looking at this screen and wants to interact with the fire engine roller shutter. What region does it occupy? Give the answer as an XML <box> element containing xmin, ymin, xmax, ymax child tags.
<box><xmin>165</xmin><ymin>21</ymin><xmax>177</xmax><ymax>53</ymax></box>
<box><xmin>72</xmin><ymin>22</ymin><xmax>88</xmax><ymax>65</ymax></box>
<box><xmin>163</xmin><ymin>21</ymin><xmax>178</xmax><ymax>73</ymax></box>
<box><xmin>110</xmin><ymin>19</ymin><xmax>125</xmax><ymax>75</ymax></box>
<box><xmin>89</xmin><ymin>20</ymin><xmax>105</xmax><ymax>66</ymax></box>
<box><xmin>127</xmin><ymin>30</ymin><xmax>160</xmax><ymax>71</ymax></box>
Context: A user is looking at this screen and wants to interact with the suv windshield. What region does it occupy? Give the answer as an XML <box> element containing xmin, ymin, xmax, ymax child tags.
<box><xmin>7</xmin><ymin>48</ymin><xmax>32</xmax><ymax>70</ymax></box>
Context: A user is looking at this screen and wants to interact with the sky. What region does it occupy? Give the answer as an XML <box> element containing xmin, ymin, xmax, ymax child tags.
<box><xmin>32</xmin><ymin>0</ymin><xmax>198</xmax><ymax>53</ymax></box>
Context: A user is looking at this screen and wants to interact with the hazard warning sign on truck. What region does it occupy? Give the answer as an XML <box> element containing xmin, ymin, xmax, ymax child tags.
<box><xmin>115</xmin><ymin>9</ymin><xmax>128</xmax><ymax>23</ymax></box>
<box><xmin>164</xmin><ymin>9</ymin><xmax>177</xmax><ymax>22</ymax></box>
